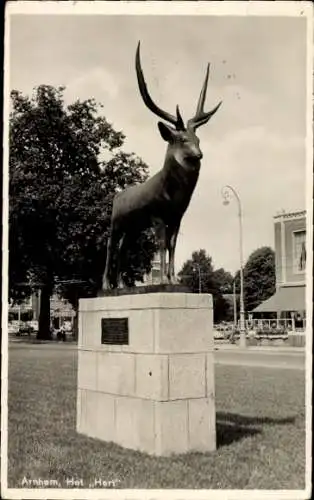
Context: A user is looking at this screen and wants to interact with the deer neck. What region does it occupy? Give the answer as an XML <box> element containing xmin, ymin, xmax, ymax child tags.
<box><xmin>162</xmin><ymin>148</ymin><xmax>200</xmax><ymax>187</ymax></box>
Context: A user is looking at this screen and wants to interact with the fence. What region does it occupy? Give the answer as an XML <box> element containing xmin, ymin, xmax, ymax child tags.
<box><xmin>244</xmin><ymin>318</ymin><xmax>305</xmax><ymax>332</ymax></box>
<box><xmin>215</xmin><ymin>318</ymin><xmax>306</xmax><ymax>333</ymax></box>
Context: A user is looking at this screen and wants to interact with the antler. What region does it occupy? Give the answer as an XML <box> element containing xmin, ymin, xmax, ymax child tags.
<box><xmin>187</xmin><ymin>64</ymin><xmax>222</xmax><ymax>131</ymax></box>
<box><xmin>135</xmin><ymin>42</ymin><xmax>185</xmax><ymax>131</ymax></box>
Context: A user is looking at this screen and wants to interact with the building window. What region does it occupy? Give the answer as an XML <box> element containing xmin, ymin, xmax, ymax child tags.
<box><xmin>293</xmin><ymin>230</ymin><xmax>306</xmax><ymax>273</ymax></box>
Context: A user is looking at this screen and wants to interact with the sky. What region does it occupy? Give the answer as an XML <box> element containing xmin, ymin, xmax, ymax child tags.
<box><xmin>8</xmin><ymin>11</ymin><xmax>309</xmax><ymax>274</ymax></box>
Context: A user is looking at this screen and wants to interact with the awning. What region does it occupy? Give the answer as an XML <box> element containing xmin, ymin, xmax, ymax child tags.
<box><xmin>253</xmin><ymin>286</ymin><xmax>306</xmax><ymax>313</ymax></box>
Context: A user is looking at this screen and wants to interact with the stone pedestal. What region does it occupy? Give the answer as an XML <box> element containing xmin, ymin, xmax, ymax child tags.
<box><xmin>77</xmin><ymin>293</ymin><xmax>216</xmax><ymax>455</ymax></box>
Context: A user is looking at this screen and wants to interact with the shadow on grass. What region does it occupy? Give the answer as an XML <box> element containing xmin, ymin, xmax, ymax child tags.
<box><xmin>216</xmin><ymin>411</ymin><xmax>297</xmax><ymax>448</ymax></box>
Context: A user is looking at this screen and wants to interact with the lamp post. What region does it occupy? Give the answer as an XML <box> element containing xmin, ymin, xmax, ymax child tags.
<box><xmin>193</xmin><ymin>263</ymin><xmax>202</xmax><ymax>293</ymax></box>
<box><xmin>233</xmin><ymin>279</ymin><xmax>237</xmax><ymax>330</ymax></box>
<box><xmin>222</xmin><ymin>185</ymin><xmax>246</xmax><ymax>347</ymax></box>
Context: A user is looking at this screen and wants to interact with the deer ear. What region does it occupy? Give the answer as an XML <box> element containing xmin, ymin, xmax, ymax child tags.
<box><xmin>158</xmin><ymin>122</ymin><xmax>175</xmax><ymax>143</ymax></box>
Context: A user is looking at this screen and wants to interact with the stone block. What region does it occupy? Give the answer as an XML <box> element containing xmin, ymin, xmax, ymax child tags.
<box><xmin>185</xmin><ymin>293</ymin><xmax>213</xmax><ymax>309</ymax></box>
<box><xmin>169</xmin><ymin>353</ymin><xmax>206</xmax><ymax>400</ymax></box>
<box><xmin>80</xmin><ymin>296</ymin><xmax>131</xmax><ymax>312</ymax></box>
<box><xmin>188</xmin><ymin>398</ymin><xmax>216</xmax><ymax>452</ymax></box>
<box><xmin>155</xmin><ymin>308</ymin><xmax>212</xmax><ymax>353</ymax></box>
<box><xmin>81</xmin><ymin>389</ymin><xmax>99</xmax><ymax>439</ymax></box>
<box><xmin>77</xmin><ymin>350</ymin><xmax>97</xmax><ymax>391</ymax></box>
<box><xmin>135</xmin><ymin>354</ymin><xmax>169</xmax><ymax>400</ymax></box>
<box><xmin>129</xmin><ymin>309</ymin><xmax>155</xmax><ymax>353</ymax></box>
<box><xmin>137</xmin><ymin>400</ymin><xmax>156</xmax><ymax>454</ymax></box>
<box><xmin>97</xmin><ymin>352</ymin><xmax>135</xmax><ymax>396</ymax></box>
<box><xmin>78</xmin><ymin>313</ymin><xmax>83</xmax><ymax>347</ymax></box>
<box><xmin>79</xmin><ymin>293</ymin><xmax>214</xmax><ymax>354</ymax></box>
<box><xmin>77</xmin><ymin>390</ymin><xmax>116</xmax><ymax>443</ymax></box>
<box><xmin>128</xmin><ymin>293</ymin><xmax>185</xmax><ymax>310</ymax></box>
<box><xmin>94</xmin><ymin>392</ymin><xmax>116</xmax><ymax>442</ymax></box>
<box><xmin>206</xmin><ymin>351</ymin><xmax>216</xmax><ymax>400</ymax></box>
<box><xmin>155</xmin><ymin>399</ymin><xmax>189</xmax><ymax>455</ymax></box>
<box><xmin>90</xmin><ymin>310</ymin><xmax>132</xmax><ymax>350</ymax></box>
<box><xmin>80</xmin><ymin>307</ymin><xmax>156</xmax><ymax>354</ymax></box>
<box><xmin>79</xmin><ymin>292</ymin><xmax>212</xmax><ymax>312</ymax></box>
<box><xmin>115</xmin><ymin>396</ymin><xmax>155</xmax><ymax>453</ymax></box>
<box><xmin>80</xmin><ymin>311</ymin><xmax>103</xmax><ymax>348</ymax></box>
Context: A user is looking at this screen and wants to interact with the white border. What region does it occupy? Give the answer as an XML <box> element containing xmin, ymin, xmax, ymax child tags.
<box><xmin>304</xmin><ymin>2</ymin><xmax>313</xmax><ymax>498</ymax></box>
<box><xmin>2</xmin><ymin>2</ymin><xmax>313</xmax><ymax>500</ymax></box>
<box><xmin>3</xmin><ymin>0</ymin><xmax>314</xmax><ymax>17</ymax></box>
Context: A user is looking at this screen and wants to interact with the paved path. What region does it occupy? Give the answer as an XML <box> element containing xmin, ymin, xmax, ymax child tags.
<box><xmin>214</xmin><ymin>345</ymin><xmax>305</xmax><ymax>370</ymax></box>
<box><xmin>215</xmin><ymin>342</ymin><xmax>304</xmax><ymax>352</ymax></box>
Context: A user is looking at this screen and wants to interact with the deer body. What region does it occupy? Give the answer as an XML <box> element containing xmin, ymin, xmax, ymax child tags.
<box><xmin>102</xmin><ymin>43</ymin><xmax>221</xmax><ymax>290</ymax></box>
<box><xmin>112</xmin><ymin>155</ymin><xmax>200</xmax><ymax>230</ymax></box>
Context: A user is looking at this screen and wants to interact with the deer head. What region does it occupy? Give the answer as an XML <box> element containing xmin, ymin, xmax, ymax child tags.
<box><xmin>135</xmin><ymin>41</ymin><xmax>222</xmax><ymax>171</ymax></box>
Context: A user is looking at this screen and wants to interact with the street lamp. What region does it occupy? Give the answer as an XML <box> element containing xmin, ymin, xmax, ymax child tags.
<box><xmin>193</xmin><ymin>263</ymin><xmax>202</xmax><ymax>294</ymax></box>
<box><xmin>233</xmin><ymin>279</ymin><xmax>237</xmax><ymax>330</ymax></box>
<box><xmin>222</xmin><ymin>185</ymin><xmax>246</xmax><ymax>347</ymax></box>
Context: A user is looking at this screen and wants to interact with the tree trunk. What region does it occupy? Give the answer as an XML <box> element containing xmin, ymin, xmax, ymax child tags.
<box><xmin>37</xmin><ymin>284</ymin><xmax>52</xmax><ymax>340</ymax></box>
<box><xmin>72</xmin><ymin>293</ymin><xmax>79</xmax><ymax>341</ymax></box>
<box><xmin>73</xmin><ymin>312</ymin><xmax>79</xmax><ymax>341</ymax></box>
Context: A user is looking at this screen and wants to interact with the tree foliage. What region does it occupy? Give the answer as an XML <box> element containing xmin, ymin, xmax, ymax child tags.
<box><xmin>9</xmin><ymin>85</ymin><xmax>157</xmax><ymax>338</ymax></box>
<box><xmin>243</xmin><ymin>246</ymin><xmax>276</xmax><ymax>312</ymax></box>
<box><xmin>178</xmin><ymin>249</ymin><xmax>231</xmax><ymax>322</ymax></box>
<box><xmin>212</xmin><ymin>268</ymin><xmax>234</xmax><ymax>294</ymax></box>
<box><xmin>234</xmin><ymin>246</ymin><xmax>276</xmax><ymax>313</ymax></box>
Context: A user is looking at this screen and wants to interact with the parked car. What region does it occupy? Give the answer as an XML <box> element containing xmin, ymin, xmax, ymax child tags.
<box><xmin>54</xmin><ymin>321</ymin><xmax>73</xmax><ymax>341</ymax></box>
<box><xmin>28</xmin><ymin>320</ymin><xmax>39</xmax><ymax>332</ymax></box>
<box><xmin>8</xmin><ymin>322</ymin><xmax>19</xmax><ymax>335</ymax></box>
<box><xmin>213</xmin><ymin>329</ymin><xmax>225</xmax><ymax>340</ymax></box>
<box><xmin>16</xmin><ymin>322</ymin><xmax>34</xmax><ymax>336</ymax></box>
<box><xmin>63</xmin><ymin>321</ymin><xmax>73</xmax><ymax>333</ymax></box>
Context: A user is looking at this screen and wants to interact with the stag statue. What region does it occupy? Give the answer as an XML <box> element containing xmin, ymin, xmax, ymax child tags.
<box><xmin>102</xmin><ymin>42</ymin><xmax>221</xmax><ymax>290</ymax></box>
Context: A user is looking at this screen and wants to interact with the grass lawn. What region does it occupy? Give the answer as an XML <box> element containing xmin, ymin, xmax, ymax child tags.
<box><xmin>7</xmin><ymin>344</ymin><xmax>305</xmax><ymax>490</ymax></box>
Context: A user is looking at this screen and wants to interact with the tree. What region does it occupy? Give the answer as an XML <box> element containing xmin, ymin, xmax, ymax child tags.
<box><xmin>212</xmin><ymin>268</ymin><xmax>234</xmax><ymax>294</ymax></box>
<box><xmin>241</xmin><ymin>246</ymin><xmax>276</xmax><ymax>312</ymax></box>
<box><xmin>9</xmin><ymin>85</ymin><xmax>157</xmax><ymax>339</ymax></box>
<box><xmin>178</xmin><ymin>249</ymin><xmax>215</xmax><ymax>292</ymax></box>
<box><xmin>178</xmin><ymin>249</ymin><xmax>230</xmax><ymax>322</ymax></box>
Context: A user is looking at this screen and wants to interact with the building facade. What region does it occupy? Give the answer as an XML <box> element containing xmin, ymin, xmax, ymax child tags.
<box><xmin>274</xmin><ymin>210</ymin><xmax>306</xmax><ymax>289</ymax></box>
<box><xmin>140</xmin><ymin>251</ymin><xmax>163</xmax><ymax>285</ymax></box>
<box><xmin>253</xmin><ymin>210</ymin><xmax>306</xmax><ymax>323</ymax></box>
<box><xmin>9</xmin><ymin>291</ymin><xmax>75</xmax><ymax>329</ymax></box>
<box><xmin>9</xmin><ymin>295</ymin><xmax>34</xmax><ymax>322</ymax></box>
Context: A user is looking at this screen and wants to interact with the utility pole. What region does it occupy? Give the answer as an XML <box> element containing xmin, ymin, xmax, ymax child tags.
<box><xmin>222</xmin><ymin>185</ymin><xmax>246</xmax><ymax>347</ymax></box>
<box><xmin>233</xmin><ymin>280</ymin><xmax>237</xmax><ymax>329</ymax></box>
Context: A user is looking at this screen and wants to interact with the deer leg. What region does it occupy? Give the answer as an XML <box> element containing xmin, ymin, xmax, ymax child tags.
<box><xmin>165</xmin><ymin>227</ymin><xmax>172</xmax><ymax>283</ymax></box>
<box><xmin>102</xmin><ymin>232</ymin><xmax>113</xmax><ymax>290</ymax></box>
<box><xmin>102</xmin><ymin>224</ymin><xmax>119</xmax><ymax>290</ymax></box>
<box><xmin>162</xmin><ymin>245</ymin><xmax>167</xmax><ymax>283</ymax></box>
<box><xmin>167</xmin><ymin>225</ymin><xmax>180</xmax><ymax>283</ymax></box>
<box><xmin>115</xmin><ymin>233</ymin><xmax>126</xmax><ymax>288</ymax></box>
<box><xmin>159</xmin><ymin>225</ymin><xmax>167</xmax><ymax>285</ymax></box>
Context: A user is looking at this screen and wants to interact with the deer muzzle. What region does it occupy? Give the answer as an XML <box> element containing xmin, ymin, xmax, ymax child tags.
<box><xmin>189</xmin><ymin>148</ymin><xmax>203</xmax><ymax>162</ymax></box>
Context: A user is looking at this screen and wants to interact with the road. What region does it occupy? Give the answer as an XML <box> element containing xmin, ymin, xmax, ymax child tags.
<box><xmin>8</xmin><ymin>339</ymin><xmax>306</xmax><ymax>370</ymax></box>
<box><xmin>214</xmin><ymin>345</ymin><xmax>305</xmax><ymax>370</ymax></box>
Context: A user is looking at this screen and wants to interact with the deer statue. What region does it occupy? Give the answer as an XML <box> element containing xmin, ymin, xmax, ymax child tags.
<box><xmin>102</xmin><ymin>42</ymin><xmax>221</xmax><ymax>290</ymax></box>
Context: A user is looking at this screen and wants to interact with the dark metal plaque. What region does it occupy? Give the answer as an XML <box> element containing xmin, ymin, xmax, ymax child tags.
<box><xmin>101</xmin><ymin>317</ymin><xmax>129</xmax><ymax>345</ymax></box>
